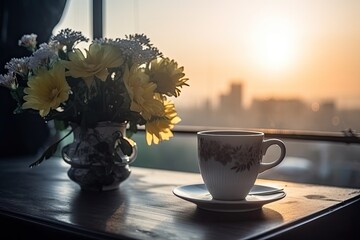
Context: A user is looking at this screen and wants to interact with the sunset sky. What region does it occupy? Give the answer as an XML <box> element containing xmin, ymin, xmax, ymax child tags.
<box><xmin>54</xmin><ymin>0</ymin><xmax>360</xmax><ymax>109</ymax></box>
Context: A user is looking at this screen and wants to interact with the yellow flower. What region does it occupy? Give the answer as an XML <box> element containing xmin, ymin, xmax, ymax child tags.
<box><xmin>62</xmin><ymin>43</ymin><xmax>124</xmax><ymax>87</ymax></box>
<box><xmin>145</xmin><ymin>100</ymin><xmax>181</xmax><ymax>145</ymax></box>
<box><xmin>147</xmin><ymin>58</ymin><xmax>189</xmax><ymax>97</ymax></box>
<box><xmin>22</xmin><ymin>63</ymin><xmax>70</xmax><ymax>117</ymax></box>
<box><xmin>123</xmin><ymin>65</ymin><xmax>164</xmax><ymax>120</ymax></box>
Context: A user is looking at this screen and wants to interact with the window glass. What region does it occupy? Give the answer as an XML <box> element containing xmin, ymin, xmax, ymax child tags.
<box><xmin>104</xmin><ymin>0</ymin><xmax>360</xmax><ymax>132</ymax></box>
<box><xmin>53</xmin><ymin>0</ymin><xmax>92</xmax><ymax>44</ymax></box>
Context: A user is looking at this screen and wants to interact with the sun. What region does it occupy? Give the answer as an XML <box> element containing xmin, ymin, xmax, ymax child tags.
<box><xmin>250</xmin><ymin>18</ymin><xmax>297</xmax><ymax>72</ymax></box>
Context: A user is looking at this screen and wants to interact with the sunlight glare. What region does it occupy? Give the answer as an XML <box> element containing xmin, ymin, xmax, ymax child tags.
<box><xmin>251</xmin><ymin>17</ymin><xmax>297</xmax><ymax>72</ymax></box>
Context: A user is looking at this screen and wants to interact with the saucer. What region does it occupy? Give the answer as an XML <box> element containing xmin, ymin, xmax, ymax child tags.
<box><xmin>173</xmin><ymin>184</ymin><xmax>286</xmax><ymax>212</ymax></box>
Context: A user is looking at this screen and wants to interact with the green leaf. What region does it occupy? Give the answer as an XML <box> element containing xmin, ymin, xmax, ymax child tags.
<box><xmin>29</xmin><ymin>128</ymin><xmax>74</xmax><ymax>168</ymax></box>
<box><xmin>29</xmin><ymin>143</ymin><xmax>59</xmax><ymax>168</ymax></box>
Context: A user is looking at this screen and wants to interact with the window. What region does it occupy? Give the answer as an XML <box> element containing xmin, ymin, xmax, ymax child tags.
<box><xmin>53</xmin><ymin>0</ymin><xmax>91</xmax><ymax>46</ymax></box>
<box><xmin>56</xmin><ymin>0</ymin><xmax>360</xmax><ymax>133</ymax></box>
<box><xmin>55</xmin><ymin>0</ymin><xmax>360</xmax><ymax>188</ymax></box>
<box><xmin>101</xmin><ymin>0</ymin><xmax>360</xmax><ymax>134</ymax></box>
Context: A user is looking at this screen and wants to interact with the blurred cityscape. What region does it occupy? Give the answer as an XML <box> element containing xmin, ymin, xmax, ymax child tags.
<box><xmin>178</xmin><ymin>82</ymin><xmax>360</xmax><ymax>132</ymax></box>
<box><xmin>130</xmin><ymin>82</ymin><xmax>360</xmax><ymax>189</ymax></box>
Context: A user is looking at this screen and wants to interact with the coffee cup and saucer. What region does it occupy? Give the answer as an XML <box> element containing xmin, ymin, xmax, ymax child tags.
<box><xmin>173</xmin><ymin>130</ymin><xmax>287</xmax><ymax>212</ymax></box>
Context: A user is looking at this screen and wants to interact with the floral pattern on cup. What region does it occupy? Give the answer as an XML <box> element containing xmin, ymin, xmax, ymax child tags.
<box><xmin>198</xmin><ymin>138</ymin><xmax>262</xmax><ymax>173</ymax></box>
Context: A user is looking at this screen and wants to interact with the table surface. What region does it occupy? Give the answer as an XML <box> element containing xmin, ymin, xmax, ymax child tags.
<box><xmin>0</xmin><ymin>157</ymin><xmax>359</xmax><ymax>240</ymax></box>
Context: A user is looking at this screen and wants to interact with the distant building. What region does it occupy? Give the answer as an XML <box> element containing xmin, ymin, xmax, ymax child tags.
<box><xmin>251</xmin><ymin>98</ymin><xmax>308</xmax><ymax>129</ymax></box>
<box><xmin>218</xmin><ymin>83</ymin><xmax>243</xmax><ymax>114</ymax></box>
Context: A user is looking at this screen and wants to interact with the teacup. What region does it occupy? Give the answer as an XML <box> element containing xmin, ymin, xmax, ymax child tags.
<box><xmin>197</xmin><ymin>130</ymin><xmax>286</xmax><ymax>200</ymax></box>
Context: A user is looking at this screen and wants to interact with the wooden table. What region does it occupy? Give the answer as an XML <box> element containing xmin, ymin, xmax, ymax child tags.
<box><xmin>0</xmin><ymin>157</ymin><xmax>359</xmax><ymax>239</ymax></box>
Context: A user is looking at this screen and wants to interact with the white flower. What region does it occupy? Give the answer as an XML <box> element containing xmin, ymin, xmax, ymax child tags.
<box><xmin>0</xmin><ymin>72</ymin><xmax>17</xmax><ymax>89</ymax></box>
<box><xmin>4</xmin><ymin>57</ymin><xmax>30</xmax><ymax>77</ymax></box>
<box><xmin>51</xmin><ymin>28</ymin><xmax>89</xmax><ymax>50</ymax></box>
<box><xmin>28</xmin><ymin>43</ymin><xmax>58</xmax><ymax>70</ymax></box>
<box><xmin>18</xmin><ymin>33</ymin><xmax>37</xmax><ymax>51</ymax></box>
<box><xmin>98</xmin><ymin>34</ymin><xmax>162</xmax><ymax>65</ymax></box>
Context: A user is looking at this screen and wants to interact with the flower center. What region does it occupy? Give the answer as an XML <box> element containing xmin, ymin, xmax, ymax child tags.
<box><xmin>153</xmin><ymin>72</ymin><xmax>172</xmax><ymax>93</ymax></box>
<box><xmin>50</xmin><ymin>88</ymin><xmax>60</xmax><ymax>100</ymax></box>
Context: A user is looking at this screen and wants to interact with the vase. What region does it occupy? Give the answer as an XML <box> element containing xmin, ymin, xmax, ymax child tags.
<box><xmin>61</xmin><ymin>121</ymin><xmax>137</xmax><ymax>191</ymax></box>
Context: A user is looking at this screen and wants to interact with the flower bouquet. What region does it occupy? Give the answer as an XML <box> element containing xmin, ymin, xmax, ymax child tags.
<box><xmin>0</xmin><ymin>29</ymin><xmax>189</xmax><ymax>173</ymax></box>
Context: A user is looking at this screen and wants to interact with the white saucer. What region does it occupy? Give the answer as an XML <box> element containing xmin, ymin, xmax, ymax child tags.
<box><xmin>173</xmin><ymin>184</ymin><xmax>286</xmax><ymax>212</ymax></box>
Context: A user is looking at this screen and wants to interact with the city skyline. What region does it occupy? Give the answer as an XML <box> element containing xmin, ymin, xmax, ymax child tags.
<box><xmin>179</xmin><ymin>81</ymin><xmax>359</xmax><ymax>112</ymax></box>
<box><xmin>177</xmin><ymin>81</ymin><xmax>360</xmax><ymax>132</ymax></box>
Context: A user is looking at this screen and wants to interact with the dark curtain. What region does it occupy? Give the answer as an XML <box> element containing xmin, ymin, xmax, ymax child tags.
<box><xmin>0</xmin><ymin>0</ymin><xmax>67</xmax><ymax>158</ymax></box>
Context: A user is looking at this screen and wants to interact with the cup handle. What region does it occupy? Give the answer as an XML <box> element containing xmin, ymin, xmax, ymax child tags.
<box><xmin>259</xmin><ymin>139</ymin><xmax>286</xmax><ymax>173</ymax></box>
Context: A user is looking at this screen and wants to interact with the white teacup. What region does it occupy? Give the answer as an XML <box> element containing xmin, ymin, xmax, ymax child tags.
<box><xmin>197</xmin><ymin>130</ymin><xmax>286</xmax><ymax>200</ymax></box>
